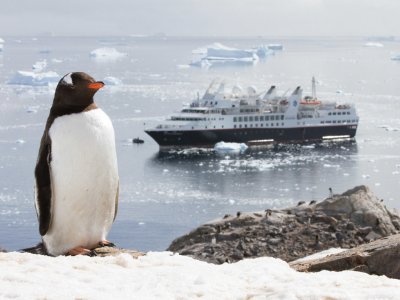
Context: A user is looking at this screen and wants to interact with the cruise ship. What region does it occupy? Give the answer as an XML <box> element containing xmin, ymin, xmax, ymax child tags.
<box><xmin>145</xmin><ymin>78</ymin><xmax>359</xmax><ymax>149</ymax></box>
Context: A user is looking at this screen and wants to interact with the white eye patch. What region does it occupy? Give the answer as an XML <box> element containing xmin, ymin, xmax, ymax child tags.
<box><xmin>62</xmin><ymin>73</ymin><xmax>73</xmax><ymax>85</ymax></box>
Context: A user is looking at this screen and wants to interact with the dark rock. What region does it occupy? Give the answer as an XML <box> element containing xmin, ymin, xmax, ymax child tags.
<box><xmin>290</xmin><ymin>234</ymin><xmax>400</xmax><ymax>280</ymax></box>
<box><xmin>167</xmin><ymin>185</ymin><xmax>400</xmax><ymax>264</ymax></box>
<box><xmin>0</xmin><ymin>247</ymin><xmax>6</xmax><ymax>253</ymax></box>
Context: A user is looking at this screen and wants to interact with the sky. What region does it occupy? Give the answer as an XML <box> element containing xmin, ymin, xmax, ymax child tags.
<box><xmin>0</xmin><ymin>0</ymin><xmax>399</xmax><ymax>37</ymax></box>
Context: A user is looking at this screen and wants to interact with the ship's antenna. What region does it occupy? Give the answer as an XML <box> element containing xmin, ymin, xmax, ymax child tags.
<box><xmin>312</xmin><ymin>76</ymin><xmax>317</xmax><ymax>100</ymax></box>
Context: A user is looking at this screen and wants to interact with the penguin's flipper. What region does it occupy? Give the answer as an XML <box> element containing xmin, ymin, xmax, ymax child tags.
<box><xmin>34</xmin><ymin>135</ymin><xmax>53</xmax><ymax>236</ymax></box>
<box><xmin>113</xmin><ymin>181</ymin><xmax>119</xmax><ymax>222</ymax></box>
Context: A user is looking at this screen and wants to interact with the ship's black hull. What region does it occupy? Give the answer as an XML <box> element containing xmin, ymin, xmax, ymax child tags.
<box><xmin>145</xmin><ymin>125</ymin><xmax>358</xmax><ymax>149</ymax></box>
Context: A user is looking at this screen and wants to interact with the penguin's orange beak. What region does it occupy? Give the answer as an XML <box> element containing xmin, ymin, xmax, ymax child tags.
<box><xmin>87</xmin><ymin>81</ymin><xmax>105</xmax><ymax>90</ymax></box>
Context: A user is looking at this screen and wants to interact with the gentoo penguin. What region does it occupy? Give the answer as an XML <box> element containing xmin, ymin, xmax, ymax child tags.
<box><xmin>34</xmin><ymin>72</ymin><xmax>119</xmax><ymax>256</ymax></box>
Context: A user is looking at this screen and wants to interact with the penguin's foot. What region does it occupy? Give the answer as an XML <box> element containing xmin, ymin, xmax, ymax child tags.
<box><xmin>98</xmin><ymin>240</ymin><xmax>116</xmax><ymax>248</ymax></box>
<box><xmin>67</xmin><ymin>247</ymin><xmax>92</xmax><ymax>256</ymax></box>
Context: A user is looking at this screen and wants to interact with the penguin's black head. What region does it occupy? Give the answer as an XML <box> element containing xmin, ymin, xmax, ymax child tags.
<box><xmin>52</xmin><ymin>72</ymin><xmax>105</xmax><ymax>109</ymax></box>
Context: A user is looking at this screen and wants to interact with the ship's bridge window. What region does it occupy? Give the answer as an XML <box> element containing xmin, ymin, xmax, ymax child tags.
<box><xmin>347</xmin><ymin>112</ymin><xmax>351</xmax><ymax>115</ymax></box>
<box><xmin>249</xmin><ymin>116</ymin><xmax>253</xmax><ymax>121</ymax></box>
<box><xmin>255</xmin><ymin>116</ymin><xmax>259</xmax><ymax>121</ymax></box>
<box><xmin>239</xmin><ymin>124</ymin><xmax>242</xmax><ymax>128</ymax></box>
<box><xmin>265</xmin><ymin>116</ymin><xmax>269</xmax><ymax>121</ymax></box>
<box><xmin>238</xmin><ymin>117</ymin><xmax>242</xmax><ymax>122</ymax></box>
<box><xmin>234</xmin><ymin>125</ymin><xmax>237</xmax><ymax>128</ymax></box>
<box><xmin>333</xmin><ymin>112</ymin><xmax>337</xmax><ymax>115</ymax></box>
<box><xmin>234</xmin><ymin>117</ymin><xmax>237</xmax><ymax>122</ymax></box>
<box><xmin>328</xmin><ymin>112</ymin><xmax>331</xmax><ymax>116</ymax></box>
<box><xmin>244</xmin><ymin>116</ymin><xmax>248</xmax><ymax>122</ymax></box>
<box><xmin>260</xmin><ymin>116</ymin><xmax>264</xmax><ymax>121</ymax></box>
<box><xmin>281</xmin><ymin>115</ymin><xmax>284</xmax><ymax>120</ymax></box>
<box><xmin>271</xmin><ymin>116</ymin><xmax>275</xmax><ymax>121</ymax></box>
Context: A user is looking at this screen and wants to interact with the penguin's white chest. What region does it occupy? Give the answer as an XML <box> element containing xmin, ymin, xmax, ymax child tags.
<box><xmin>44</xmin><ymin>108</ymin><xmax>119</xmax><ymax>256</ymax></box>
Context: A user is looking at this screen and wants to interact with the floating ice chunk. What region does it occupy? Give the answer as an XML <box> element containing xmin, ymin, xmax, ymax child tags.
<box><xmin>32</xmin><ymin>59</ymin><xmax>47</xmax><ymax>72</ymax></box>
<box><xmin>51</xmin><ymin>58</ymin><xmax>63</xmax><ymax>63</ymax></box>
<box><xmin>0</xmin><ymin>38</ymin><xmax>4</xmax><ymax>43</ymax></box>
<box><xmin>268</xmin><ymin>43</ymin><xmax>284</xmax><ymax>51</ymax></box>
<box><xmin>8</xmin><ymin>71</ymin><xmax>60</xmax><ymax>86</ymax></box>
<box><xmin>364</xmin><ymin>42</ymin><xmax>384</xmax><ymax>47</ymax></box>
<box><xmin>190</xmin><ymin>43</ymin><xmax>259</xmax><ymax>68</ymax></box>
<box><xmin>206</xmin><ymin>43</ymin><xmax>256</xmax><ymax>59</ymax></box>
<box><xmin>15</xmin><ymin>139</ymin><xmax>25</xmax><ymax>144</ymax></box>
<box><xmin>214</xmin><ymin>141</ymin><xmax>248</xmax><ymax>154</ymax></box>
<box><xmin>0</xmin><ymin>44</ymin><xmax>3</xmax><ymax>52</ymax></box>
<box><xmin>90</xmin><ymin>47</ymin><xmax>127</xmax><ymax>60</ymax></box>
<box><xmin>103</xmin><ymin>76</ymin><xmax>122</xmax><ymax>85</ymax></box>
<box><xmin>252</xmin><ymin>45</ymin><xmax>274</xmax><ymax>58</ymax></box>
<box><xmin>391</xmin><ymin>54</ymin><xmax>400</xmax><ymax>61</ymax></box>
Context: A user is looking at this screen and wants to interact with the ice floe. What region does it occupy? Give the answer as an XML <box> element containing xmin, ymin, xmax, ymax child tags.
<box><xmin>90</xmin><ymin>47</ymin><xmax>127</xmax><ymax>60</ymax></box>
<box><xmin>214</xmin><ymin>142</ymin><xmax>248</xmax><ymax>154</ymax></box>
<box><xmin>8</xmin><ymin>71</ymin><xmax>60</xmax><ymax>86</ymax></box>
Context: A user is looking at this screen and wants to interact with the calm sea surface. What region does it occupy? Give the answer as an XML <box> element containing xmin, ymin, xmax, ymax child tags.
<box><xmin>1</xmin><ymin>36</ymin><xmax>400</xmax><ymax>251</ymax></box>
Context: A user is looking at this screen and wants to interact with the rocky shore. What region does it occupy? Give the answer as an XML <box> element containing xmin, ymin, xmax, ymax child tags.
<box><xmin>4</xmin><ymin>185</ymin><xmax>400</xmax><ymax>279</ymax></box>
<box><xmin>167</xmin><ymin>185</ymin><xmax>400</xmax><ymax>264</ymax></box>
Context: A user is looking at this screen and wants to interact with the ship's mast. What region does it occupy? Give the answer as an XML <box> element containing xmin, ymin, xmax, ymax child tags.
<box><xmin>312</xmin><ymin>76</ymin><xmax>317</xmax><ymax>100</ymax></box>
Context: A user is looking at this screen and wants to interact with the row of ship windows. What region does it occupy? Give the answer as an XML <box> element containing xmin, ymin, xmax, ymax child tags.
<box><xmin>193</xmin><ymin>120</ymin><xmax>357</xmax><ymax>130</ymax></box>
<box><xmin>329</xmin><ymin>111</ymin><xmax>351</xmax><ymax>116</ymax></box>
<box><xmin>233</xmin><ymin>115</ymin><xmax>284</xmax><ymax>122</ymax></box>
<box><xmin>322</xmin><ymin>120</ymin><xmax>357</xmax><ymax>124</ymax></box>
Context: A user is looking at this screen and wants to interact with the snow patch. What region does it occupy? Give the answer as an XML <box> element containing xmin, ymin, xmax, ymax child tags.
<box><xmin>0</xmin><ymin>252</ymin><xmax>400</xmax><ymax>299</ymax></box>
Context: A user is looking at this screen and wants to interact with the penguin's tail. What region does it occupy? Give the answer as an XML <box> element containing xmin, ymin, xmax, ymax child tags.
<box><xmin>20</xmin><ymin>243</ymin><xmax>49</xmax><ymax>255</ymax></box>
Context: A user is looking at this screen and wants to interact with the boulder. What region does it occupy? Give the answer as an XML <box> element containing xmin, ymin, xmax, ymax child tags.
<box><xmin>167</xmin><ymin>185</ymin><xmax>400</xmax><ymax>264</ymax></box>
<box><xmin>290</xmin><ymin>234</ymin><xmax>400</xmax><ymax>279</ymax></box>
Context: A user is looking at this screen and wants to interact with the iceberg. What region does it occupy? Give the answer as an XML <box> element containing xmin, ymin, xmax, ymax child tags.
<box><xmin>90</xmin><ymin>47</ymin><xmax>127</xmax><ymax>60</ymax></box>
<box><xmin>206</xmin><ymin>43</ymin><xmax>256</xmax><ymax>60</ymax></box>
<box><xmin>214</xmin><ymin>141</ymin><xmax>248</xmax><ymax>154</ymax></box>
<box><xmin>190</xmin><ymin>43</ymin><xmax>259</xmax><ymax>68</ymax></box>
<box><xmin>254</xmin><ymin>45</ymin><xmax>275</xmax><ymax>58</ymax></box>
<box><xmin>8</xmin><ymin>71</ymin><xmax>60</xmax><ymax>86</ymax></box>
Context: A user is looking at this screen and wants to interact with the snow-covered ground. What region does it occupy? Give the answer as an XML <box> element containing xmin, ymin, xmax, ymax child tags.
<box><xmin>1</xmin><ymin>251</ymin><xmax>400</xmax><ymax>299</ymax></box>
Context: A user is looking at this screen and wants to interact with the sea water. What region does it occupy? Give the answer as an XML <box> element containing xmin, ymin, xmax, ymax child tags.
<box><xmin>1</xmin><ymin>36</ymin><xmax>400</xmax><ymax>252</ymax></box>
